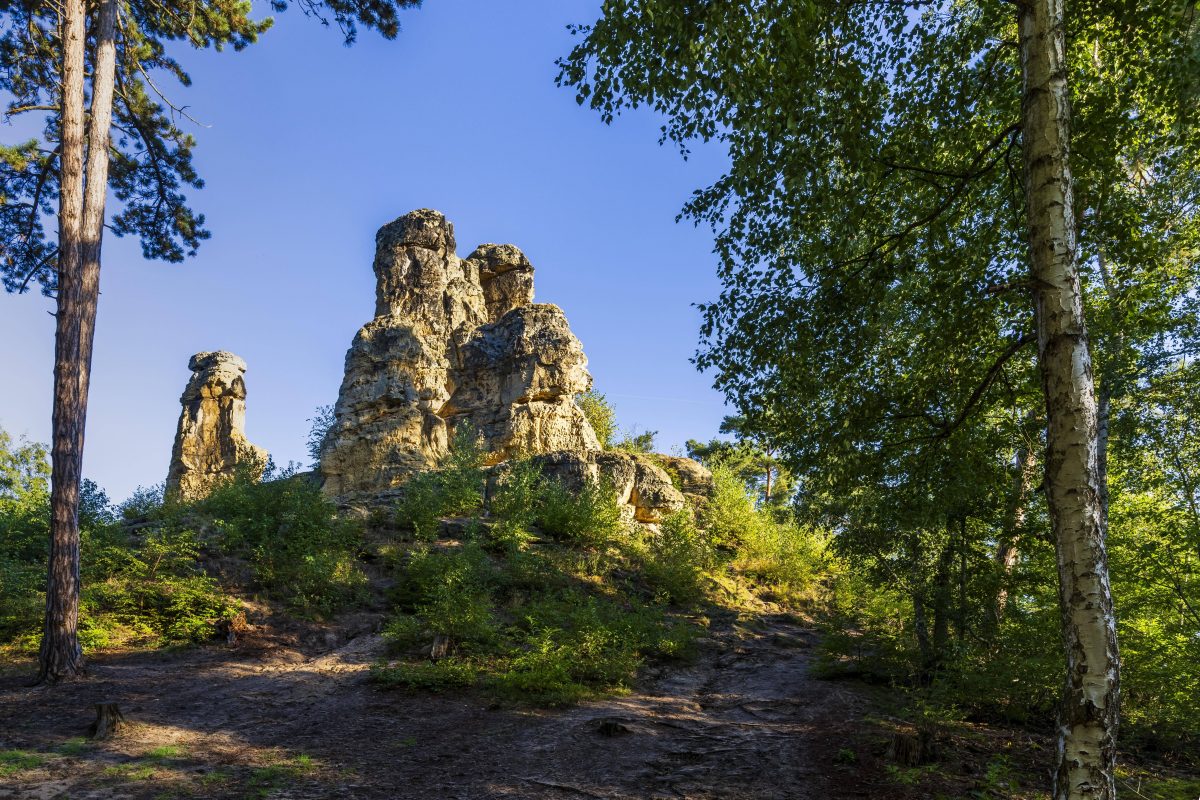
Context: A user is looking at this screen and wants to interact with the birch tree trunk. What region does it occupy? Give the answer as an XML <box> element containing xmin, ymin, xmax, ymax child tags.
<box><xmin>1018</xmin><ymin>0</ymin><xmax>1120</xmax><ymax>796</ymax></box>
<box><xmin>38</xmin><ymin>0</ymin><xmax>89</xmax><ymax>684</ymax></box>
<box><xmin>38</xmin><ymin>0</ymin><xmax>119</xmax><ymax>684</ymax></box>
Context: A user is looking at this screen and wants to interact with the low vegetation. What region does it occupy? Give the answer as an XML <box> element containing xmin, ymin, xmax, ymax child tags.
<box><xmin>376</xmin><ymin>429</ymin><xmax>816</xmax><ymax>704</ymax></box>
<box><xmin>1</xmin><ymin>430</ymin><xmax>367</xmax><ymax>655</ymax></box>
<box><xmin>3</xmin><ymin>416</ymin><xmax>1196</xmax><ymax>794</ymax></box>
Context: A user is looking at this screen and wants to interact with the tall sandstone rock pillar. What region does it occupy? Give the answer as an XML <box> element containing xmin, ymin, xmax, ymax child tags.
<box><xmin>319</xmin><ymin>209</ymin><xmax>600</xmax><ymax>496</ymax></box>
<box><xmin>165</xmin><ymin>351</ymin><xmax>268</xmax><ymax>502</ymax></box>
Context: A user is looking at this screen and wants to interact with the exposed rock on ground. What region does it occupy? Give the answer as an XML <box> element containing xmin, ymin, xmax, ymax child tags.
<box><xmin>165</xmin><ymin>351</ymin><xmax>267</xmax><ymax>502</ymax></box>
<box><xmin>320</xmin><ymin>210</ymin><xmax>598</xmax><ymax>497</ymax></box>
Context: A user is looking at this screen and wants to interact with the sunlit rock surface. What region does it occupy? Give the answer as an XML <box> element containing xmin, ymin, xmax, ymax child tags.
<box><xmin>166</xmin><ymin>351</ymin><xmax>267</xmax><ymax>502</ymax></box>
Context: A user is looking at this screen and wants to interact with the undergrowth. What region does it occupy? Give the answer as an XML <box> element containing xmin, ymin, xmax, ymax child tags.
<box><xmin>1</xmin><ymin>428</ymin><xmax>367</xmax><ymax>655</ymax></box>
<box><xmin>373</xmin><ymin>452</ymin><xmax>823</xmax><ymax>705</ymax></box>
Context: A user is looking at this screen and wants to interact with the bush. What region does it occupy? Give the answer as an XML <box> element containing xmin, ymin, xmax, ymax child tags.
<box><xmin>633</xmin><ymin>510</ymin><xmax>715</xmax><ymax>606</ymax></box>
<box><xmin>489</xmin><ymin>591</ymin><xmax>689</xmax><ymax>705</ymax></box>
<box><xmin>575</xmin><ymin>391</ymin><xmax>617</xmax><ymax>449</ymax></box>
<box><xmin>485</xmin><ymin>459</ymin><xmax>542</xmax><ymax>551</ymax></box>
<box><xmin>700</xmin><ymin>463</ymin><xmax>761</xmax><ymax>548</ymax></box>
<box><xmin>306</xmin><ymin>404</ymin><xmax>336</xmax><ymax>467</ymax></box>
<box><xmin>376</xmin><ymin>535</ymin><xmax>697</xmax><ymax>705</ymax></box>
<box><xmin>613</xmin><ymin>427</ymin><xmax>657</xmax><ymax>454</ymax></box>
<box><xmin>201</xmin><ymin>464</ymin><xmax>367</xmax><ymax>615</ymax></box>
<box><xmin>372</xmin><ymin>657</ymin><xmax>478</xmax><ymax>692</ymax></box>
<box><xmin>80</xmin><ymin>524</ymin><xmax>240</xmax><ymax>648</ymax></box>
<box><xmin>1</xmin><ymin>429</ymin><xmax>238</xmax><ymax>650</ymax></box>
<box><xmin>734</xmin><ymin>517</ymin><xmax>830</xmax><ymax>607</ymax></box>
<box><xmin>535</xmin><ymin>477</ymin><xmax>623</xmax><ymax>547</ymax></box>
<box><xmin>394</xmin><ymin>426</ymin><xmax>487</xmax><ymax>539</ymax></box>
<box><xmin>393</xmin><ymin>543</ymin><xmax>498</xmax><ymax>646</ymax></box>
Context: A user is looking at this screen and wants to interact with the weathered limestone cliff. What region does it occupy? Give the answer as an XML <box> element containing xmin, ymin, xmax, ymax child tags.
<box><xmin>319</xmin><ymin>210</ymin><xmax>599</xmax><ymax>496</ymax></box>
<box><xmin>166</xmin><ymin>351</ymin><xmax>268</xmax><ymax>502</ymax></box>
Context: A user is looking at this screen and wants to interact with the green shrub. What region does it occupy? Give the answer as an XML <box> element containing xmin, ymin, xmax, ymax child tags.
<box><xmin>394</xmin><ymin>543</ymin><xmax>498</xmax><ymax>646</ymax></box>
<box><xmin>734</xmin><ymin>517</ymin><xmax>830</xmax><ymax>606</ymax></box>
<box><xmin>393</xmin><ymin>473</ymin><xmax>445</xmax><ymax>540</ymax></box>
<box><xmin>1</xmin><ymin>428</ymin><xmax>239</xmax><ymax>650</ymax></box>
<box><xmin>490</xmin><ymin>592</ymin><xmax>677</xmax><ymax>704</ymax></box>
<box><xmin>700</xmin><ymin>463</ymin><xmax>761</xmax><ymax>548</ymax></box>
<box><xmin>377</xmin><ymin>538</ymin><xmax>697</xmax><ymax>705</ymax></box>
<box><xmin>613</xmin><ymin>427</ymin><xmax>657</xmax><ymax>454</ymax></box>
<box><xmin>80</xmin><ymin>525</ymin><xmax>240</xmax><ymax>648</ymax></box>
<box><xmin>393</xmin><ymin>425</ymin><xmax>487</xmax><ymax>538</ymax></box>
<box><xmin>534</xmin><ymin>477</ymin><xmax>623</xmax><ymax>547</ymax></box>
<box><xmin>0</xmin><ymin>429</ymin><xmax>51</xmax><ymax>642</ymax></box>
<box><xmin>575</xmin><ymin>391</ymin><xmax>617</xmax><ymax>449</ymax></box>
<box><xmin>633</xmin><ymin>510</ymin><xmax>714</xmax><ymax>606</ymax></box>
<box><xmin>381</xmin><ymin>613</ymin><xmax>426</xmax><ymax>652</ymax></box>
<box><xmin>485</xmin><ymin>459</ymin><xmax>542</xmax><ymax>551</ymax></box>
<box><xmin>372</xmin><ymin>657</ymin><xmax>479</xmax><ymax>691</ymax></box>
<box><xmin>202</xmin><ymin>465</ymin><xmax>367</xmax><ymax>615</ymax></box>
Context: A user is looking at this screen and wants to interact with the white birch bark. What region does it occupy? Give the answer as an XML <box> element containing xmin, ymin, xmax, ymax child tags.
<box><xmin>1018</xmin><ymin>0</ymin><xmax>1120</xmax><ymax>796</ymax></box>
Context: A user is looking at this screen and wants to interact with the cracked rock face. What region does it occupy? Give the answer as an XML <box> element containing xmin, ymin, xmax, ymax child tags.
<box><xmin>166</xmin><ymin>351</ymin><xmax>268</xmax><ymax>502</ymax></box>
<box><xmin>320</xmin><ymin>210</ymin><xmax>599</xmax><ymax>496</ymax></box>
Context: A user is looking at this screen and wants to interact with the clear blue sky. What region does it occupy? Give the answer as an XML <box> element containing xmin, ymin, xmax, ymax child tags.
<box><xmin>0</xmin><ymin>0</ymin><xmax>731</xmax><ymax>503</ymax></box>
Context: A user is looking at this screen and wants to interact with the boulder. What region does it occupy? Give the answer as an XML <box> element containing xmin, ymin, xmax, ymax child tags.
<box><xmin>658</xmin><ymin>456</ymin><xmax>716</xmax><ymax>505</ymax></box>
<box><xmin>535</xmin><ymin>450</ymin><xmax>687</xmax><ymax>524</ymax></box>
<box><xmin>165</xmin><ymin>351</ymin><xmax>267</xmax><ymax>502</ymax></box>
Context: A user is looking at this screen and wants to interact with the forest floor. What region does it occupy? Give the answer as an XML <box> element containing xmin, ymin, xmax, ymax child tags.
<box><xmin>0</xmin><ymin>605</ymin><xmax>901</xmax><ymax>800</ymax></box>
<box><xmin>0</xmin><ymin>605</ymin><xmax>1185</xmax><ymax>800</ymax></box>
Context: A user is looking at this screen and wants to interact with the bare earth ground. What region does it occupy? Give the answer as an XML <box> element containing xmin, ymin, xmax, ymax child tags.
<box><xmin>0</xmin><ymin>611</ymin><xmax>892</xmax><ymax>800</ymax></box>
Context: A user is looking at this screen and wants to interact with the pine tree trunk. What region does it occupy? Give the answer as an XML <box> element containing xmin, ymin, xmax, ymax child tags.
<box><xmin>1018</xmin><ymin>0</ymin><xmax>1120</xmax><ymax>797</ymax></box>
<box><xmin>38</xmin><ymin>0</ymin><xmax>89</xmax><ymax>685</ymax></box>
<box><xmin>38</xmin><ymin>0</ymin><xmax>119</xmax><ymax>684</ymax></box>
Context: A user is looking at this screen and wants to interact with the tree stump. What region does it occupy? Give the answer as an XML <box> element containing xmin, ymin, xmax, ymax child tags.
<box><xmin>88</xmin><ymin>702</ymin><xmax>125</xmax><ymax>740</ymax></box>
<box><xmin>429</xmin><ymin>634</ymin><xmax>451</xmax><ymax>662</ymax></box>
<box><xmin>887</xmin><ymin>722</ymin><xmax>940</xmax><ymax>766</ymax></box>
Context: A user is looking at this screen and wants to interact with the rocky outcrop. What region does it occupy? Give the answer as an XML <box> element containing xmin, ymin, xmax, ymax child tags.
<box><xmin>165</xmin><ymin>351</ymin><xmax>268</xmax><ymax>502</ymax></box>
<box><xmin>320</xmin><ymin>210</ymin><xmax>598</xmax><ymax>496</ymax></box>
<box><xmin>659</xmin><ymin>456</ymin><xmax>716</xmax><ymax>506</ymax></box>
<box><xmin>535</xmin><ymin>450</ymin><xmax>688</xmax><ymax>524</ymax></box>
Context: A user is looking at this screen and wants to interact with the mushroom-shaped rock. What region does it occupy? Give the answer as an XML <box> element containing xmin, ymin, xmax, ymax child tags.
<box><xmin>165</xmin><ymin>351</ymin><xmax>267</xmax><ymax>502</ymax></box>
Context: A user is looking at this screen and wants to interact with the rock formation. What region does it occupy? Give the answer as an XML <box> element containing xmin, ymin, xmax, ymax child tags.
<box><xmin>319</xmin><ymin>210</ymin><xmax>599</xmax><ymax>496</ymax></box>
<box><xmin>659</xmin><ymin>456</ymin><xmax>716</xmax><ymax>507</ymax></box>
<box><xmin>166</xmin><ymin>351</ymin><xmax>268</xmax><ymax>502</ymax></box>
<box><xmin>535</xmin><ymin>450</ymin><xmax>689</xmax><ymax>524</ymax></box>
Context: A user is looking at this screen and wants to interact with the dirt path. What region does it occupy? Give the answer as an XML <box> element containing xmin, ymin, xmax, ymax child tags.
<box><xmin>0</xmin><ymin>612</ymin><xmax>872</xmax><ymax>799</ymax></box>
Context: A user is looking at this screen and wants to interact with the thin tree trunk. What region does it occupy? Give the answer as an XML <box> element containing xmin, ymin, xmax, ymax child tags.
<box><xmin>38</xmin><ymin>0</ymin><xmax>119</xmax><ymax>684</ymax></box>
<box><xmin>1018</xmin><ymin>0</ymin><xmax>1120</xmax><ymax>797</ymax></box>
<box><xmin>956</xmin><ymin>516</ymin><xmax>968</xmax><ymax>642</ymax></box>
<box><xmin>912</xmin><ymin>587</ymin><xmax>932</xmax><ymax>683</ymax></box>
<box><xmin>909</xmin><ymin>535</ymin><xmax>934</xmax><ymax>683</ymax></box>
<box><xmin>994</xmin><ymin>427</ymin><xmax>1038</xmax><ymax>624</ymax></box>
<box><xmin>931</xmin><ymin>533</ymin><xmax>954</xmax><ymax>666</ymax></box>
<box><xmin>1096</xmin><ymin>388</ymin><xmax>1112</xmax><ymax>518</ymax></box>
<box><xmin>39</xmin><ymin>0</ymin><xmax>89</xmax><ymax>685</ymax></box>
